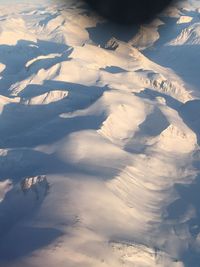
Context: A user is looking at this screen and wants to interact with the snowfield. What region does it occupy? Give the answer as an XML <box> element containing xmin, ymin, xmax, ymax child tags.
<box><xmin>0</xmin><ymin>0</ymin><xmax>200</xmax><ymax>266</ymax></box>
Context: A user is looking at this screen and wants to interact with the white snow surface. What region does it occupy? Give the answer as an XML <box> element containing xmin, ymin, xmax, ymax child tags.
<box><xmin>0</xmin><ymin>0</ymin><xmax>200</xmax><ymax>266</ymax></box>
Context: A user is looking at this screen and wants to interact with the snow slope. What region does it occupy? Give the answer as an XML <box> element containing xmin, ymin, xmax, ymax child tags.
<box><xmin>0</xmin><ymin>0</ymin><xmax>200</xmax><ymax>266</ymax></box>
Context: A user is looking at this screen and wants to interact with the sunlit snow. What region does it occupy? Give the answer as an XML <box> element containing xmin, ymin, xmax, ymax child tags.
<box><xmin>0</xmin><ymin>0</ymin><xmax>200</xmax><ymax>266</ymax></box>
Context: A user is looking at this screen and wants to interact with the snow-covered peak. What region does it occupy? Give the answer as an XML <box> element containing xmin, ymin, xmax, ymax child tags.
<box><xmin>0</xmin><ymin>0</ymin><xmax>199</xmax><ymax>266</ymax></box>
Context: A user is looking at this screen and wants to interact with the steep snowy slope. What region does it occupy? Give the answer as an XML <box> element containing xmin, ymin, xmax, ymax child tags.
<box><xmin>0</xmin><ymin>0</ymin><xmax>200</xmax><ymax>266</ymax></box>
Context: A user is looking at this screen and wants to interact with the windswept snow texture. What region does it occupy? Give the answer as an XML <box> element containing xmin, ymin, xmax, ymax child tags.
<box><xmin>0</xmin><ymin>0</ymin><xmax>200</xmax><ymax>266</ymax></box>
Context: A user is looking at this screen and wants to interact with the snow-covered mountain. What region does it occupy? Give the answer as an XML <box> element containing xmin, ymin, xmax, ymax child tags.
<box><xmin>0</xmin><ymin>0</ymin><xmax>200</xmax><ymax>266</ymax></box>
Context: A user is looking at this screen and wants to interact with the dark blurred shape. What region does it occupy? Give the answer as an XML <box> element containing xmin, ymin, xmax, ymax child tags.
<box><xmin>84</xmin><ymin>0</ymin><xmax>173</xmax><ymax>24</ymax></box>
